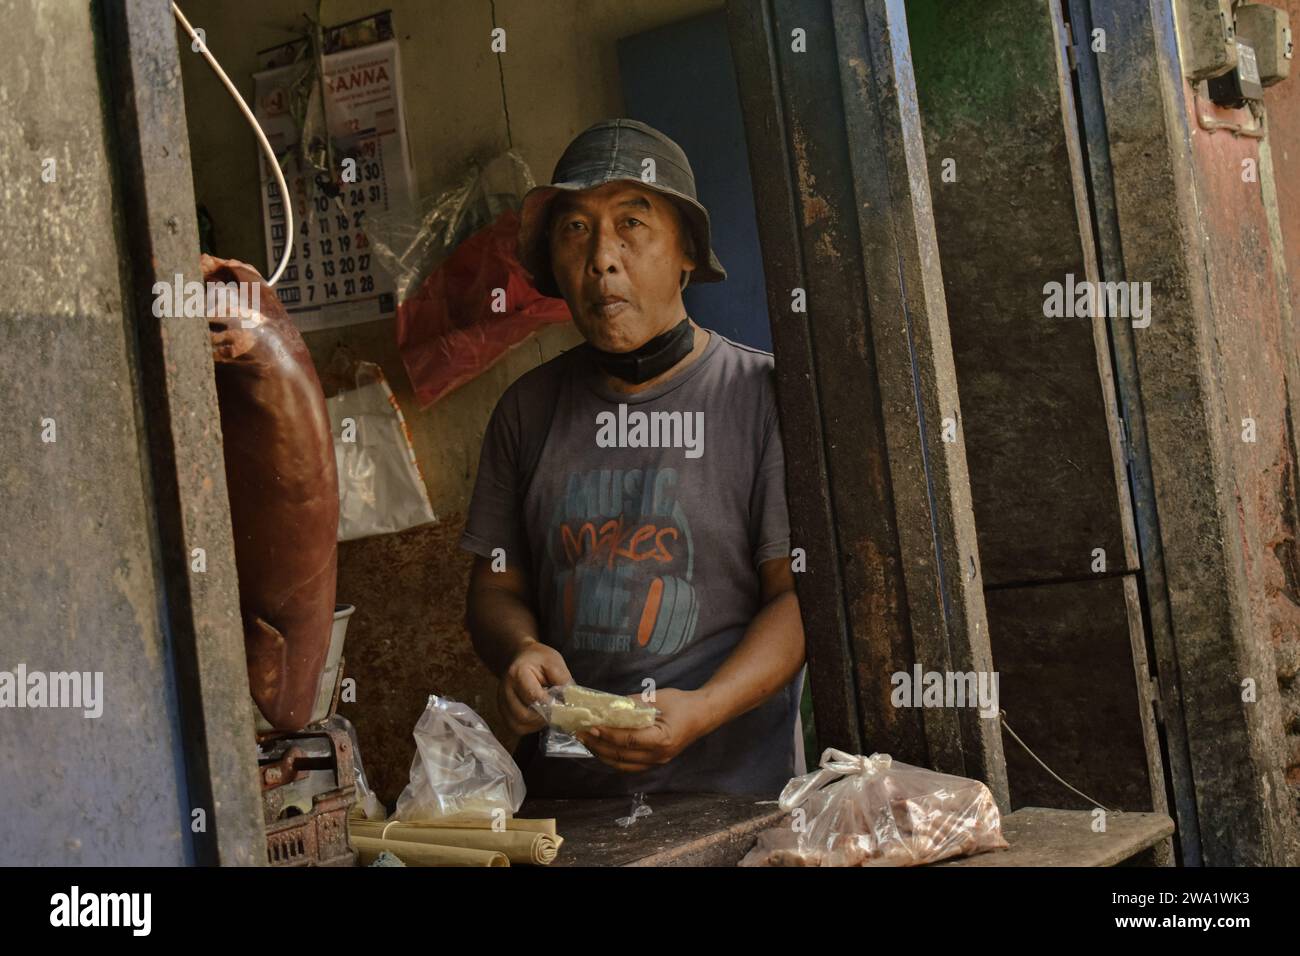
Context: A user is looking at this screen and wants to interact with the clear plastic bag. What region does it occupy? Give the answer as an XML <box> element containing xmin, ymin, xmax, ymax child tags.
<box><xmin>394</xmin><ymin>695</ymin><xmax>525</xmax><ymax>822</ymax></box>
<box><xmin>538</xmin><ymin>726</ymin><xmax>595</xmax><ymax>759</ymax></box>
<box><xmin>326</xmin><ymin>714</ymin><xmax>386</xmax><ymax>821</ymax></box>
<box><xmin>615</xmin><ymin>792</ymin><xmax>653</xmax><ymax>828</ymax></box>
<box><xmin>322</xmin><ymin>355</ymin><xmax>437</xmax><ymax>541</ymax></box>
<box><xmin>739</xmin><ymin>749</ymin><xmax>1009</xmax><ymax>867</ymax></box>
<box><xmin>362</xmin><ymin>150</ymin><xmax>572</xmax><ymax>408</ymax></box>
<box><xmin>364</xmin><ymin>150</ymin><xmax>534</xmax><ymax>305</ymax></box>
<box><xmin>532</xmin><ymin>683</ymin><xmax>660</xmax><ymax>759</ymax></box>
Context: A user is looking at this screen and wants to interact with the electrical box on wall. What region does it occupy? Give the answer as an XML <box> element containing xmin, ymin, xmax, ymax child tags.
<box><xmin>1235</xmin><ymin>2</ymin><xmax>1293</xmax><ymax>85</ymax></box>
<box><xmin>1178</xmin><ymin>0</ymin><xmax>1238</xmax><ymax>80</ymax></box>
<box><xmin>1207</xmin><ymin>40</ymin><xmax>1265</xmax><ymax>105</ymax></box>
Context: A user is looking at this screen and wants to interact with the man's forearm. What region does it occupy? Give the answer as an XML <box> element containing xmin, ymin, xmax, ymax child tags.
<box><xmin>694</xmin><ymin>589</ymin><xmax>805</xmax><ymax>735</ymax></box>
<box><xmin>467</xmin><ymin>583</ymin><xmax>543</xmax><ymax>678</ymax></box>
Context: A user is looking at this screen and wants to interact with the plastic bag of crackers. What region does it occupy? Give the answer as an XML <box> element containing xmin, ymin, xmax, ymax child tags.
<box><xmin>739</xmin><ymin>750</ymin><xmax>1009</xmax><ymax>867</ymax></box>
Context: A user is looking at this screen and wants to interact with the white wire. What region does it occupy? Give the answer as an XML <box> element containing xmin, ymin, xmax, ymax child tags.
<box><xmin>171</xmin><ymin>2</ymin><xmax>294</xmax><ymax>287</ymax></box>
<box><xmin>999</xmin><ymin>711</ymin><xmax>1118</xmax><ymax>814</ymax></box>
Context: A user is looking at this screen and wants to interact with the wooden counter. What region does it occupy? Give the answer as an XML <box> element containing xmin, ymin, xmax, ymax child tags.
<box><xmin>520</xmin><ymin>794</ymin><xmax>1175</xmax><ymax>867</ymax></box>
<box><xmin>933</xmin><ymin>807</ymin><xmax>1175</xmax><ymax>867</ymax></box>
<box><xmin>518</xmin><ymin>793</ymin><xmax>785</xmax><ymax>867</ymax></box>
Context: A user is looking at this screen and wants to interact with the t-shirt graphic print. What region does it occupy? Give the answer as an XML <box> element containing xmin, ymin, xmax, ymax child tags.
<box><xmin>550</xmin><ymin>464</ymin><xmax>698</xmax><ymax>658</ymax></box>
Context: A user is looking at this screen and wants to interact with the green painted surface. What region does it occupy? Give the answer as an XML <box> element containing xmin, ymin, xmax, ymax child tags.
<box><xmin>905</xmin><ymin>0</ymin><xmax>1061</xmax><ymax>137</ymax></box>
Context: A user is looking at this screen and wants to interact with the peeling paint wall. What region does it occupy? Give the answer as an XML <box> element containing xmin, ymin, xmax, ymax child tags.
<box><xmin>177</xmin><ymin>0</ymin><xmax>719</xmax><ymax>802</ymax></box>
<box><xmin>1178</xmin><ymin>8</ymin><xmax>1300</xmax><ymax>837</ymax></box>
<box><xmin>1256</xmin><ymin>0</ymin><xmax>1300</xmax><ymax>804</ymax></box>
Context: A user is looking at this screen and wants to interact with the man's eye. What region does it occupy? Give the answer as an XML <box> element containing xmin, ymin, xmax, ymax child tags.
<box><xmin>625</xmin><ymin>217</ymin><xmax>643</xmax><ymax>227</ymax></box>
<box><xmin>562</xmin><ymin>220</ymin><xmax>586</xmax><ymax>233</ymax></box>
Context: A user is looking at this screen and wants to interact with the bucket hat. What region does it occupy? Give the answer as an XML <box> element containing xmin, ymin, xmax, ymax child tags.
<box><xmin>517</xmin><ymin>118</ymin><xmax>727</xmax><ymax>298</ymax></box>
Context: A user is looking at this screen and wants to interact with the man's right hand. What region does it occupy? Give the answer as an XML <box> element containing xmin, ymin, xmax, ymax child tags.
<box><xmin>465</xmin><ymin>555</ymin><xmax>571</xmax><ymax>735</ymax></box>
<box><xmin>499</xmin><ymin>640</ymin><xmax>573</xmax><ymax>736</ymax></box>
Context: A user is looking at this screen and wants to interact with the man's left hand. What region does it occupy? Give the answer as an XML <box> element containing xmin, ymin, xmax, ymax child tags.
<box><xmin>576</xmin><ymin>688</ymin><xmax>713</xmax><ymax>773</ymax></box>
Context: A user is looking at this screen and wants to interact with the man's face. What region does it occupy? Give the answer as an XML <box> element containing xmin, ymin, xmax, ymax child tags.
<box><xmin>547</xmin><ymin>180</ymin><xmax>697</xmax><ymax>352</ymax></box>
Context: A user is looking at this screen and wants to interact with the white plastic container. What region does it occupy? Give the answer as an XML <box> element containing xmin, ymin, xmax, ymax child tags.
<box><xmin>254</xmin><ymin>604</ymin><xmax>355</xmax><ymax>733</ymax></box>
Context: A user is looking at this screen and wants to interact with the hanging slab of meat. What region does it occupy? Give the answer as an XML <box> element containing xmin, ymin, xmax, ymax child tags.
<box><xmin>203</xmin><ymin>254</ymin><xmax>339</xmax><ymax>732</ymax></box>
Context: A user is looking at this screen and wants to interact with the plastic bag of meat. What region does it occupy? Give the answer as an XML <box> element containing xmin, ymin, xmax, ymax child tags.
<box><xmin>739</xmin><ymin>749</ymin><xmax>1009</xmax><ymax>867</ymax></box>
<box><xmin>204</xmin><ymin>254</ymin><xmax>339</xmax><ymax>733</ymax></box>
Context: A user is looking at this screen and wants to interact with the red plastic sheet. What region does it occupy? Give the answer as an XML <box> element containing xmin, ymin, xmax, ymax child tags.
<box><xmin>396</xmin><ymin>209</ymin><xmax>571</xmax><ymax>408</ymax></box>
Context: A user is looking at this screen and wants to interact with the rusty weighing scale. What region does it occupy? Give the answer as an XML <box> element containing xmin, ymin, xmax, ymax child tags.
<box><xmin>256</xmin><ymin>604</ymin><xmax>361</xmax><ymax>867</ymax></box>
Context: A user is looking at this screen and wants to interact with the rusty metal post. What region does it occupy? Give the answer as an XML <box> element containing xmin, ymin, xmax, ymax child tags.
<box><xmin>1068</xmin><ymin>0</ymin><xmax>1202</xmax><ymax>865</ymax></box>
<box><xmin>728</xmin><ymin>0</ymin><xmax>1009</xmax><ymax>808</ymax></box>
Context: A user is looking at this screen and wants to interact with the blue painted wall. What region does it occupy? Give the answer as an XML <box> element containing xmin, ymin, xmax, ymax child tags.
<box><xmin>618</xmin><ymin>10</ymin><xmax>772</xmax><ymax>352</ymax></box>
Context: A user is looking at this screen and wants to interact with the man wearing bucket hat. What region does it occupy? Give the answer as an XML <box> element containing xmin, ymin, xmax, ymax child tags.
<box><xmin>460</xmin><ymin>119</ymin><xmax>806</xmax><ymax>797</ymax></box>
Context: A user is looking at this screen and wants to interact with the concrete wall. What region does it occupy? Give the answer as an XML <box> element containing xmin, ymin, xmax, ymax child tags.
<box><xmin>0</xmin><ymin>0</ymin><xmax>192</xmax><ymax>864</ymax></box>
<box><xmin>178</xmin><ymin>0</ymin><xmax>719</xmax><ymax>802</ymax></box>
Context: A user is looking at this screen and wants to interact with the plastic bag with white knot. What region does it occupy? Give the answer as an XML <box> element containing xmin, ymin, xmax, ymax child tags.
<box><xmin>739</xmin><ymin>749</ymin><xmax>1009</xmax><ymax>867</ymax></box>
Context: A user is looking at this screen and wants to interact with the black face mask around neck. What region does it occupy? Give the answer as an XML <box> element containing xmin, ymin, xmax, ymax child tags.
<box><xmin>587</xmin><ymin>316</ymin><xmax>696</xmax><ymax>384</ymax></box>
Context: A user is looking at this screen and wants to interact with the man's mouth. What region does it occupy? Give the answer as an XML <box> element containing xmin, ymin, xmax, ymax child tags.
<box><xmin>591</xmin><ymin>295</ymin><xmax>629</xmax><ymax>316</ymax></box>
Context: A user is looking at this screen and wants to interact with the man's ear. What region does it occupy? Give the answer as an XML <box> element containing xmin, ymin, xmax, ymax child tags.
<box><xmin>682</xmin><ymin>230</ymin><xmax>699</xmax><ymax>272</ymax></box>
<box><xmin>674</xmin><ymin>205</ymin><xmax>698</xmax><ymax>272</ymax></box>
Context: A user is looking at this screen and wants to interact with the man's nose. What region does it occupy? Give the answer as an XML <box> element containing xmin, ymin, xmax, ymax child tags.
<box><xmin>586</xmin><ymin>222</ymin><xmax>623</xmax><ymax>278</ymax></box>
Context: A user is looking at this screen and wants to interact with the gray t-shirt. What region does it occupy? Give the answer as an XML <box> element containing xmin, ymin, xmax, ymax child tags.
<box><xmin>459</xmin><ymin>329</ymin><xmax>801</xmax><ymax>797</ymax></box>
